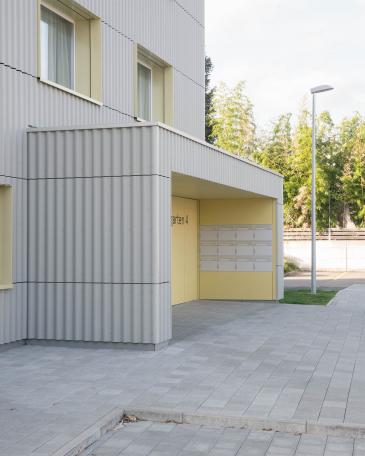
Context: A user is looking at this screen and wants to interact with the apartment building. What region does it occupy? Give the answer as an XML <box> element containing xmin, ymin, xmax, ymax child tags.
<box><xmin>0</xmin><ymin>0</ymin><xmax>283</xmax><ymax>350</ymax></box>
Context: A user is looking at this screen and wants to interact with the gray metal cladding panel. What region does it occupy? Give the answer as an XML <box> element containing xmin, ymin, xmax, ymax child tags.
<box><xmin>27</xmin><ymin>126</ymin><xmax>160</xmax><ymax>179</ymax></box>
<box><xmin>102</xmin><ymin>25</ymin><xmax>134</xmax><ymax>116</ymax></box>
<box><xmin>1</xmin><ymin>0</ymin><xmax>205</xmax><ymax>150</ymax></box>
<box><xmin>0</xmin><ymin>65</ymin><xmax>127</xmax><ymax>178</ymax></box>
<box><xmin>28</xmin><ymin>175</ymin><xmax>170</xmax><ymax>284</ymax></box>
<box><xmin>77</xmin><ymin>0</ymin><xmax>204</xmax><ymax>85</ymax></box>
<box><xmin>177</xmin><ymin>0</ymin><xmax>205</xmax><ymax>25</ymax></box>
<box><xmin>159</xmin><ymin>128</ymin><xmax>283</xmax><ymax>200</ymax></box>
<box><xmin>27</xmin><ymin>282</ymin><xmax>171</xmax><ymax>344</ymax></box>
<box><xmin>0</xmin><ymin>285</ymin><xmax>27</xmax><ymax>345</ymax></box>
<box><xmin>0</xmin><ymin>0</ymin><xmax>38</xmax><ymax>76</ymax></box>
<box><xmin>174</xmin><ymin>71</ymin><xmax>205</xmax><ymax>140</ymax></box>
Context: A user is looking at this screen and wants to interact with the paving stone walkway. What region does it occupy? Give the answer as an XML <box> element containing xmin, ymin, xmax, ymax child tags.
<box><xmin>1</xmin><ymin>285</ymin><xmax>365</xmax><ymax>455</ymax></box>
<box><xmin>84</xmin><ymin>420</ymin><xmax>365</xmax><ymax>456</ymax></box>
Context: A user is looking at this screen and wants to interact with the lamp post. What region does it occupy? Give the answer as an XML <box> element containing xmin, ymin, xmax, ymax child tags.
<box><xmin>310</xmin><ymin>85</ymin><xmax>334</xmax><ymax>294</ymax></box>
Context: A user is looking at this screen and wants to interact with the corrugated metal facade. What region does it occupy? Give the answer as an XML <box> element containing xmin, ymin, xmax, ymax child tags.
<box><xmin>27</xmin><ymin>124</ymin><xmax>283</xmax><ymax>345</ymax></box>
<box><xmin>27</xmin><ymin>127</ymin><xmax>171</xmax><ymax>344</ymax></box>
<box><xmin>159</xmin><ymin>128</ymin><xmax>283</xmax><ymax>202</ymax></box>
<box><xmin>0</xmin><ymin>0</ymin><xmax>204</xmax><ymax>345</ymax></box>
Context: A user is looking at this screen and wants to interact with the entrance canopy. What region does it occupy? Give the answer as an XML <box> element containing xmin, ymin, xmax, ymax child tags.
<box><xmin>27</xmin><ymin>122</ymin><xmax>283</xmax><ymax>348</ymax></box>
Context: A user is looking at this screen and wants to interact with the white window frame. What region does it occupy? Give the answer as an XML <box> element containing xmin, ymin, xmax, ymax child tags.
<box><xmin>137</xmin><ymin>60</ymin><xmax>153</xmax><ymax>121</ymax></box>
<box><xmin>40</xmin><ymin>2</ymin><xmax>76</xmax><ymax>91</ymax></box>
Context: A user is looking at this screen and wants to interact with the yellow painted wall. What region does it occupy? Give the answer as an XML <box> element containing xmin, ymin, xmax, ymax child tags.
<box><xmin>0</xmin><ymin>186</ymin><xmax>13</xmax><ymax>289</ymax></box>
<box><xmin>200</xmin><ymin>198</ymin><xmax>277</xmax><ymax>301</ymax></box>
<box><xmin>172</xmin><ymin>197</ymin><xmax>198</xmax><ymax>305</ymax></box>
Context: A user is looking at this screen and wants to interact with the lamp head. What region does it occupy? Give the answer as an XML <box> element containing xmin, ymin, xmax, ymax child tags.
<box><xmin>310</xmin><ymin>85</ymin><xmax>334</xmax><ymax>94</ymax></box>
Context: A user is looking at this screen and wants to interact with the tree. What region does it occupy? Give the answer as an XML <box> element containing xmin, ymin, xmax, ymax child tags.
<box><xmin>341</xmin><ymin>115</ymin><xmax>365</xmax><ymax>226</ymax></box>
<box><xmin>285</xmin><ymin>106</ymin><xmax>313</xmax><ymax>227</ymax></box>
<box><xmin>254</xmin><ymin>113</ymin><xmax>292</xmax><ymax>174</ymax></box>
<box><xmin>205</xmin><ymin>56</ymin><xmax>215</xmax><ymax>144</ymax></box>
<box><xmin>210</xmin><ymin>81</ymin><xmax>256</xmax><ymax>158</ymax></box>
<box><xmin>316</xmin><ymin>111</ymin><xmax>342</xmax><ymax>229</ymax></box>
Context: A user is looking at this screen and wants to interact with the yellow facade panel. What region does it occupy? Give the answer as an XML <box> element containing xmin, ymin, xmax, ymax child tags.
<box><xmin>200</xmin><ymin>198</ymin><xmax>273</xmax><ymax>225</ymax></box>
<box><xmin>0</xmin><ymin>186</ymin><xmax>13</xmax><ymax>288</ymax></box>
<box><xmin>199</xmin><ymin>198</ymin><xmax>276</xmax><ymax>301</ymax></box>
<box><xmin>200</xmin><ymin>272</ymin><xmax>273</xmax><ymax>300</ymax></box>
<box><xmin>172</xmin><ymin>197</ymin><xmax>198</xmax><ymax>305</ymax></box>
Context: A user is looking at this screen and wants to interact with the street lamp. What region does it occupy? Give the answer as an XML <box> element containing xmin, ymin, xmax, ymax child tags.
<box><xmin>310</xmin><ymin>84</ymin><xmax>334</xmax><ymax>294</ymax></box>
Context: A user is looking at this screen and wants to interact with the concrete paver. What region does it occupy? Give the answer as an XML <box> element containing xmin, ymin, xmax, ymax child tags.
<box><xmin>1</xmin><ymin>285</ymin><xmax>365</xmax><ymax>454</ymax></box>
<box><xmin>83</xmin><ymin>421</ymin><xmax>365</xmax><ymax>456</ymax></box>
<box><xmin>284</xmin><ymin>271</ymin><xmax>365</xmax><ymax>290</ymax></box>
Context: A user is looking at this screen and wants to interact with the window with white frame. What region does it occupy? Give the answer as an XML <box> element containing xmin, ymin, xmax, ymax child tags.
<box><xmin>138</xmin><ymin>62</ymin><xmax>152</xmax><ymax>121</ymax></box>
<box><xmin>39</xmin><ymin>0</ymin><xmax>102</xmax><ymax>102</ymax></box>
<box><xmin>40</xmin><ymin>5</ymin><xmax>75</xmax><ymax>90</ymax></box>
<box><xmin>135</xmin><ymin>46</ymin><xmax>174</xmax><ymax>125</ymax></box>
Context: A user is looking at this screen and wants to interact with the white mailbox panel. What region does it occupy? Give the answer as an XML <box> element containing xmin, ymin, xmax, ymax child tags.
<box><xmin>254</xmin><ymin>260</ymin><xmax>272</xmax><ymax>272</ymax></box>
<box><xmin>237</xmin><ymin>230</ymin><xmax>255</xmax><ymax>241</ymax></box>
<box><xmin>200</xmin><ymin>225</ymin><xmax>272</xmax><ymax>272</ymax></box>
<box><xmin>218</xmin><ymin>245</ymin><xmax>236</xmax><ymax>256</ymax></box>
<box><xmin>237</xmin><ymin>245</ymin><xmax>255</xmax><ymax>256</ymax></box>
<box><xmin>200</xmin><ymin>245</ymin><xmax>218</xmax><ymax>256</ymax></box>
<box><xmin>236</xmin><ymin>261</ymin><xmax>254</xmax><ymax>272</ymax></box>
<box><xmin>255</xmin><ymin>229</ymin><xmax>272</xmax><ymax>241</ymax></box>
<box><xmin>255</xmin><ymin>245</ymin><xmax>272</xmax><ymax>256</ymax></box>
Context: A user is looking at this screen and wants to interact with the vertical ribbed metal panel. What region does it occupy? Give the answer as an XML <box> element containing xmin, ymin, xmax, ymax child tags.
<box><xmin>27</xmin><ymin>127</ymin><xmax>171</xmax><ymax>344</ymax></box>
<box><xmin>159</xmin><ymin>127</ymin><xmax>283</xmax><ymax>200</ymax></box>
<box><xmin>276</xmin><ymin>201</ymin><xmax>284</xmax><ymax>299</ymax></box>
<box><xmin>0</xmin><ymin>0</ymin><xmax>204</xmax><ymax>345</ymax></box>
<box><xmin>173</xmin><ymin>70</ymin><xmax>205</xmax><ymax>140</ymax></box>
<box><xmin>0</xmin><ymin>0</ymin><xmax>38</xmax><ymax>76</ymax></box>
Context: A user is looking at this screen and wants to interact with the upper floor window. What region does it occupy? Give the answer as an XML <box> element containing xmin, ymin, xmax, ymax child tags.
<box><xmin>135</xmin><ymin>46</ymin><xmax>174</xmax><ymax>125</ymax></box>
<box><xmin>39</xmin><ymin>0</ymin><xmax>102</xmax><ymax>103</ymax></box>
<box><xmin>41</xmin><ymin>5</ymin><xmax>75</xmax><ymax>90</ymax></box>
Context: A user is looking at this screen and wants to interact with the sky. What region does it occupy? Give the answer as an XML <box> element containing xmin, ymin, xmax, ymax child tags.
<box><xmin>205</xmin><ymin>0</ymin><xmax>365</xmax><ymax>131</ymax></box>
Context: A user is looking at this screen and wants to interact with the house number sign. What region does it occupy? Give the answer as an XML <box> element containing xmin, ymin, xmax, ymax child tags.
<box><xmin>171</xmin><ymin>215</ymin><xmax>189</xmax><ymax>226</ymax></box>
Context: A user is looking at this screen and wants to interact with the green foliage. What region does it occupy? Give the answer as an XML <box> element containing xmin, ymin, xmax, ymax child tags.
<box><xmin>253</xmin><ymin>113</ymin><xmax>292</xmax><ymax>173</ymax></box>
<box><xmin>205</xmin><ymin>56</ymin><xmax>215</xmax><ymax>144</ymax></box>
<box><xmin>284</xmin><ymin>259</ymin><xmax>300</xmax><ymax>274</ymax></box>
<box><xmin>207</xmin><ymin>75</ymin><xmax>365</xmax><ymax>228</ymax></box>
<box><xmin>280</xmin><ymin>289</ymin><xmax>337</xmax><ymax>305</ymax></box>
<box><xmin>210</xmin><ymin>81</ymin><xmax>256</xmax><ymax>158</ymax></box>
<box><xmin>341</xmin><ymin>115</ymin><xmax>365</xmax><ymax>226</ymax></box>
